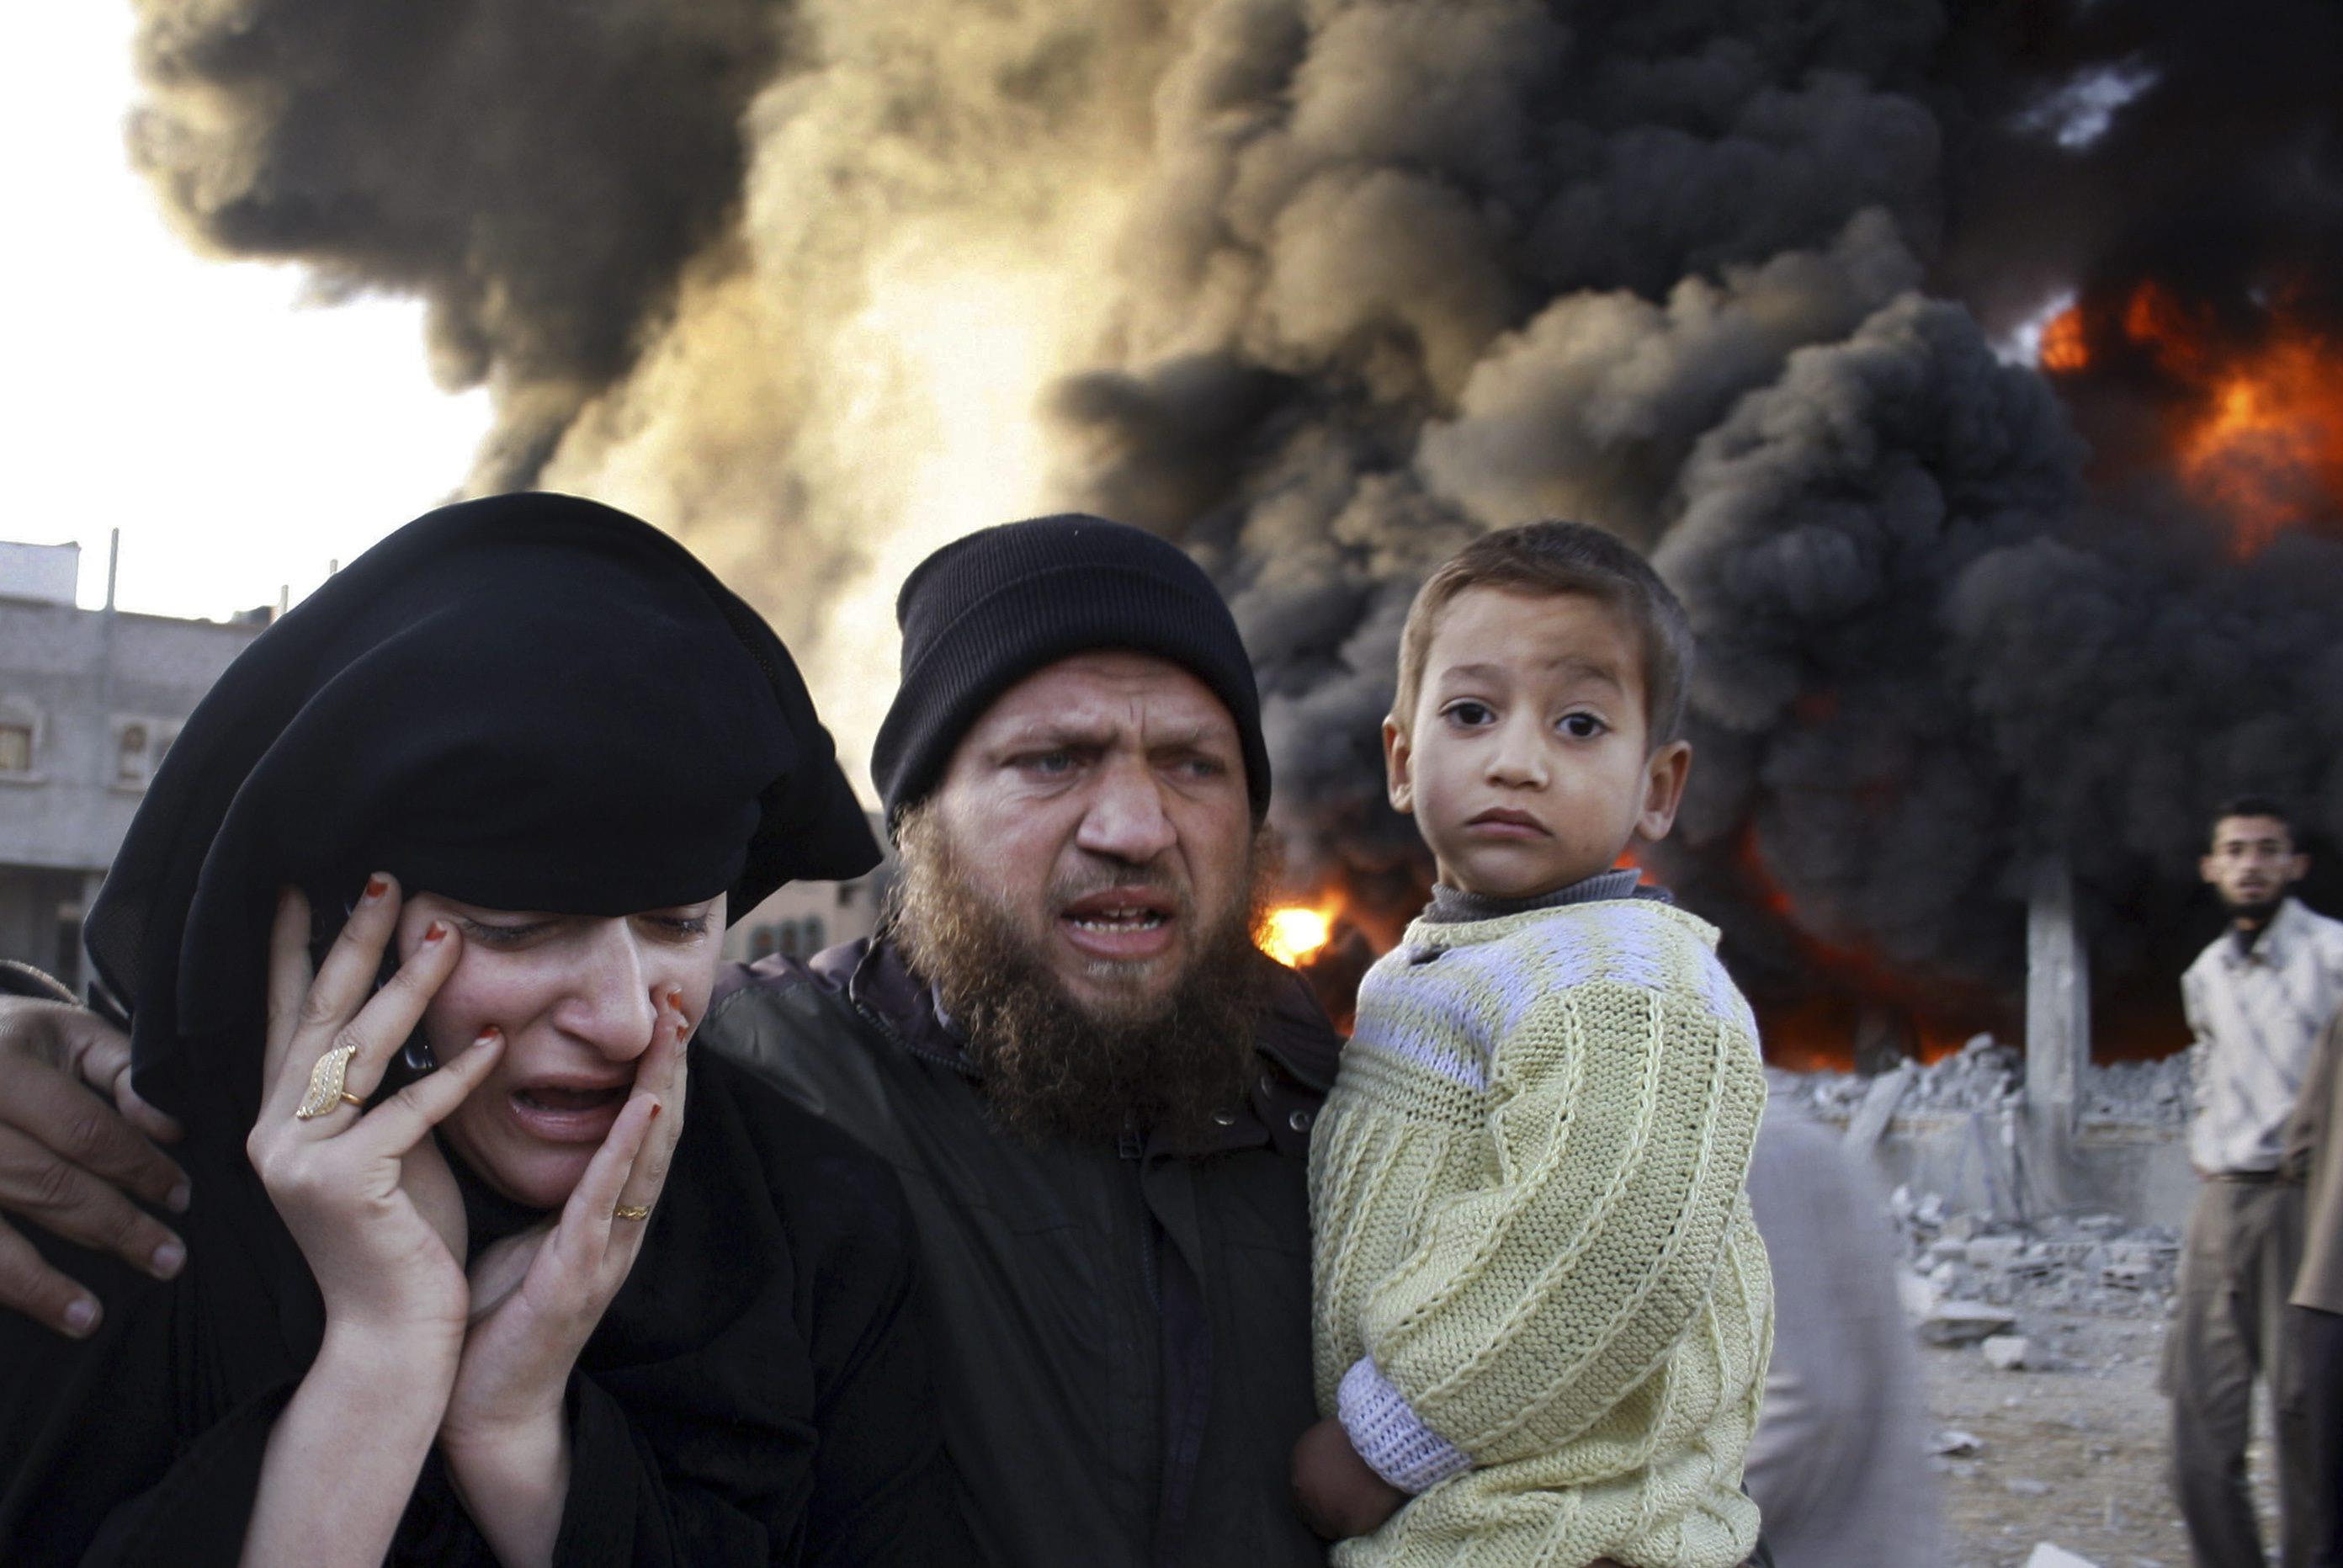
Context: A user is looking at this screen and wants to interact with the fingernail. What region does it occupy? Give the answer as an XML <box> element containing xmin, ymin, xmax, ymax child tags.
<box><xmin>675</xmin><ymin>1017</ymin><xmax>692</xmax><ymax>1042</ymax></box>
<box><xmin>166</xmin><ymin>1179</ymin><xmax>192</xmax><ymax>1214</ymax></box>
<box><xmin>150</xmin><ymin>1239</ymin><xmax>185</xmax><ymax>1279</ymax></box>
<box><xmin>649</xmin><ymin>1101</ymin><xmax>663</xmax><ymax>1120</ymax></box>
<box><xmin>473</xmin><ymin>1025</ymin><xmax>502</xmax><ymax>1049</ymax></box>
<box><xmin>363</xmin><ymin>874</ymin><xmax>390</xmax><ymax>901</ymax></box>
<box><xmin>666</xmin><ymin>986</ymin><xmax>684</xmax><ymax>1011</ymax></box>
<box><xmin>63</xmin><ymin>1297</ymin><xmax>98</xmax><ymax>1337</ymax></box>
<box><xmin>423</xmin><ymin>920</ymin><xmax>449</xmax><ymax>943</ymax></box>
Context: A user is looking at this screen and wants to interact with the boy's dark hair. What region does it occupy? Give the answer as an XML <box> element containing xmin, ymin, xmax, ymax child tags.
<box><xmin>2210</xmin><ymin>794</ymin><xmax>2298</xmax><ymax>848</ymax></box>
<box><xmin>1393</xmin><ymin>521</ymin><xmax>1695</xmax><ymax>745</ymax></box>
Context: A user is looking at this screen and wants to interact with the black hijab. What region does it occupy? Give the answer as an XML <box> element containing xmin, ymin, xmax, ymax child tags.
<box><xmin>84</xmin><ymin>491</ymin><xmax>877</xmax><ymax>1128</ymax></box>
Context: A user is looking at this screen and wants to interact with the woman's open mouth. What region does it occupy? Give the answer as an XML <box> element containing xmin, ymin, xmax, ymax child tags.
<box><xmin>507</xmin><ymin>1082</ymin><xmax>631</xmax><ymax>1142</ymax></box>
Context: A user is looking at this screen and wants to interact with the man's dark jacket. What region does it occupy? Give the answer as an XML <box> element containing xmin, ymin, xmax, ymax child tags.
<box><xmin>702</xmin><ymin>936</ymin><xmax>1339</xmax><ymax>1567</ymax></box>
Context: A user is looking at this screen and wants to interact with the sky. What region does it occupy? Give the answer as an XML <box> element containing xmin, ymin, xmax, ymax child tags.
<box><xmin>0</xmin><ymin>8</ymin><xmax>491</xmax><ymax>621</ymax></box>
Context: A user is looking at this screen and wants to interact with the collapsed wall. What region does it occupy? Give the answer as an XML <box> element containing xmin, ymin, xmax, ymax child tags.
<box><xmin>1772</xmin><ymin>1037</ymin><xmax>2194</xmax><ymax>1234</ymax></box>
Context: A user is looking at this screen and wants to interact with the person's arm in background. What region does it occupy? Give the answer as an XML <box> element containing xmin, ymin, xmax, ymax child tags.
<box><xmin>0</xmin><ymin>987</ymin><xmax>190</xmax><ymax>1337</ymax></box>
<box><xmin>2182</xmin><ymin>967</ymin><xmax>2216</xmax><ymax>1174</ymax></box>
<box><xmin>2282</xmin><ymin>1008</ymin><xmax>2340</xmax><ymax>1186</ymax></box>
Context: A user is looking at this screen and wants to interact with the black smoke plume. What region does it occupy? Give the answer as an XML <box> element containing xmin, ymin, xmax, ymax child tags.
<box><xmin>125</xmin><ymin>0</ymin><xmax>2343</xmax><ymax>1056</ymax></box>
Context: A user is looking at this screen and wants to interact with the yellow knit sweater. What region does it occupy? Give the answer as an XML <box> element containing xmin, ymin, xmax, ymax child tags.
<box><xmin>1310</xmin><ymin>899</ymin><xmax>1773</xmax><ymax>1568</ymax></box>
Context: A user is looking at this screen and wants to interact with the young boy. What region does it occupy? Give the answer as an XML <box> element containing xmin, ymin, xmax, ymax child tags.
<box><xmin>1294</xmin><ymin>522</ymin><xmax>1772</xmax><ymax>1567</ymax></box>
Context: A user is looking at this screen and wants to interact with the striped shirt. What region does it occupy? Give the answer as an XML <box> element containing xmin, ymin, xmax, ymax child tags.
<box><xmin>2182</xmin><ymin>897</ymin><xmax>2343</xmax><ymax>1175</ymax></box>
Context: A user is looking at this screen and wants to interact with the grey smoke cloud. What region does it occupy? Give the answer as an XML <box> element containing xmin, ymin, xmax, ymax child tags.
<box><xmin>123</xmin><ymin>0</ymin><xmax>2343</xmax><ymax>1032</ymax></box>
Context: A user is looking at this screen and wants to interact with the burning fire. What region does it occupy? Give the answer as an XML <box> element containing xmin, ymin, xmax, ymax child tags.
<box><xmin>1259</xmin><ymin>901</ymin><xmax>1338</xmax><ymax>968</ymax></box>
<box><xmin>1732</xmin><ymin>827</ymin><xmax>2006</xmax><ymax>1071</ymax></box>
<box><xmin>2038</xmin><ymin>282</ymin><xmax>2343</xmax><ymax>555</ymax></box>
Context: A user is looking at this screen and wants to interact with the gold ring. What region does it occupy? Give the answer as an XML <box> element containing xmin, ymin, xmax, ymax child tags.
<box><xmin>295</xmin><ymin>1042</ymin><xmax>361</xmax><ymax>1120</ymax></box>
<box><xmin>338</xmin><ymin>1092</ymin><xmax>365</xmax><ymax>1108</ymax></box>
<box><xmin>613</xmin><ymin>1204</ymin><xmax>651</xmax><ymax>1222</ymax></box>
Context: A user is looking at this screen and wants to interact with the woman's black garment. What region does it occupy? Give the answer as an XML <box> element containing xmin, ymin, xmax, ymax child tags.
<box><xmin>0</xmin><ymin>494</ymin><xmax>958</xmax><ymax>1563</ymax></box>
<box><xmin>0</xmin><ymin>1051</ymin><xmax>965</xmax><ymax>1565</ymax></box>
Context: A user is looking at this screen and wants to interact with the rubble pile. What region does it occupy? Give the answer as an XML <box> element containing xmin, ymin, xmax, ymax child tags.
<box><xmin>1890</xmin><ymin>1188</ymin><xmax>2181</xmax><ymax>1321</ymax></box>
<box><xmin>1776</xmin><ymin>1035</ymin><xmax>2192</xmax><ymax>1129</ymax></box>
<box><xmin>2076</xmin><ymin>1054</ymin><xmax>2193</xmax><ymax>1129</ymax></box>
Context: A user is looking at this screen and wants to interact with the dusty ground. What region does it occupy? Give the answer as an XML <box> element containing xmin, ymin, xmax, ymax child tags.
<box><xmin>1926</xmin><ymin>1310</ymin><xmax>2280</xmax><ymax>1568</ymax></box>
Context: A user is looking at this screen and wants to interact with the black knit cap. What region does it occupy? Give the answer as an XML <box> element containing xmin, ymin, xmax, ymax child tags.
<box><xmin>871</xmin><ymin>514</ymin><xmax>1271</xmax><ymax>826</ymax></box>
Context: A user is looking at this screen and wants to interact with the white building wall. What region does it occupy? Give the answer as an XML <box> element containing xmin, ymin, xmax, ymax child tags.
<box><xmin>0</xmin><ymin>595</ymin><xmax>265</xmax><ymax>980</ymax></box>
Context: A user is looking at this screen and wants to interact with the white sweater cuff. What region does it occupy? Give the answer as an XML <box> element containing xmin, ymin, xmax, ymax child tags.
<box><xmin>1336</xmin><ymin>1357</ymin><xmax>1472</xmax><ymax>1494</ymax></box>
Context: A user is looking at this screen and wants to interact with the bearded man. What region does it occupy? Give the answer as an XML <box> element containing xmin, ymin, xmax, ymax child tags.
<box><xmin>704</xmin><ymin>516</ymin><xmax>1338</xmax><ymax>1564</ymax></box>
<box><xmin>2170</xmin><ymin>796</ymin><xmax>2343</xmax><ymax>1568</ymax></box>
<box><xmin>0</xmin><ymin>515</ymin><xmax>1339</xmax><ymax>1566</ymax></box>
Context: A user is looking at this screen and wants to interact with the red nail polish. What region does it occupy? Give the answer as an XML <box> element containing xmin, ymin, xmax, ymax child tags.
<box><xmin>649</xmin><ymin>1102</ymin><xmax>662</xmax><ymax>1119</ymax></box>
<box><xmin>422</xmin><ymin>920</ymin><xmax>449</xmax><ymax>943</ymax></box>
<box><xmin>473</xmin><ymin>1026</ymin><xmax>501</xmax><ymax>1048</ymax></box>
<box><xmin>364</xmin><ymin>874</ymin><xmax>389</xmax><ymax>901</ymax></box>
<box><xmin>667</xmin><ymin>987</ymin><xmax>685</xmax><ymax>1011</ymax></box>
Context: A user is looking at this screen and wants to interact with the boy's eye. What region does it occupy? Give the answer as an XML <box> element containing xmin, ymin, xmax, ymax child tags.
<box><xmin>1559</xmin><ymin>712</ymin><xmax>1607</xmax><ymax>740</ymax></box>
<box><xmin>1442</xmin><ymin>700</ymin><xmax>1496</xmax><ymax>727</ymax></box>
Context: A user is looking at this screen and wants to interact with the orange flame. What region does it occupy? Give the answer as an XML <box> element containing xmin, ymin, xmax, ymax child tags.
<box><xmin>2046</xmin><ymin>279</ymin><xmax>2343</xmax><ymax>556</ymax></box>
<box><xmin>1258</xmin><ymin>901</ymin><xmax>1338</xmax><ymax>967</ymax></box>
<box><xmin>2038</xmin><ymin>305</ymin><xmax>2090</xmax><ymax>375</ymax></box>
<box><xmin>2176</xmin><ymin>335</ymin><xmax>2343</xmax><ymax>555</ymax></box>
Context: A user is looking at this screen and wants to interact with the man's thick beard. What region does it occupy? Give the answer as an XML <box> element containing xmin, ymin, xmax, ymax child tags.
<box><xmin>890</xmin><ymin>804</ymin><xmax>1272</xmax><ymax>1146</ymax></box>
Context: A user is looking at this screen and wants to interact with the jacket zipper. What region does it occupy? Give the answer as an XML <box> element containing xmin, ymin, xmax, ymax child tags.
<box><xmin>1121</xmin><ymin>1119</ymin><xmax>1161</xmax><ymax>1312</ymax></box>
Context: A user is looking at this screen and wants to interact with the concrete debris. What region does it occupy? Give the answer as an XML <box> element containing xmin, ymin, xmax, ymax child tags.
<box><xmin>1890</xmin><ymin>1189</ymin><xmax>2181</xmax><ymax>1320</ymax></box>
<box><xmin>2078</xmin><ymin>1055</ymin><xmax>2193</xmax><ymax>1129</ymax></box>
<box><xmin>1982</xmin><ymin>1334</ymin><xmax>2033</xmax><ymax>1370</ymax></box>
<box><xmin>1846</xmin><ymin>1059</ymin><xmax>1915</xmax><ymax>1147</ymax></box>
<box><xmin>2021</xmin><ymin>1545</ymin><xmax>2099</xmax><ymax>1568</ymax></box>
<box><xmin>1917</xmin><ymin>1298</ymin><xmax>2021</xmax><ymax>1346</ymax></box>
<box><xmin>1780</xmin><ymin>1035</ymin><xmax>2192</xmax><ymax>1128</ymax></box>
<box><xmin>1931</xmin><ymin>1427</ymin><xmax>1984</xmax><ymax>1456</ymax></box>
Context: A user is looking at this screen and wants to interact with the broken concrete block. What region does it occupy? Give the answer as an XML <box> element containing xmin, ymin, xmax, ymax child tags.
<box><xmin>1846</xmin><ymin>1060</ymin><xmax>1914</xmax><ymax>1148</ymax></box>
<box><xmin>1983</xmin><ymin>1335</ymin><xmax>2032</xmax><ymax>1369</ymax></box>
<box><xmin>2022</xmin><ymin>1546</ymin><xmax>2097</xmax><ymax>1568</ymax></box>
<box><xmin>1967</xmin><ymin>1236</ymin><xmax>2028</xmax><ymax>1271</ymax></box>
<box><xmin>1918</xmin><ymin>1300</ymin><xmax>2019</xmax><ymax>1345</ymax></box>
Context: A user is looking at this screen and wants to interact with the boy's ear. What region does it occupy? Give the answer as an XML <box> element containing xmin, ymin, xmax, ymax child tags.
<box><xmin>1382</xmin><ymin>715</ymin><xmax>1415</xmax><ymax>815</ymax></box>
<box><xmin>1634</xmin><ymin>739</ymin><xmax>1693</xmax><ymax>843</ymax></box>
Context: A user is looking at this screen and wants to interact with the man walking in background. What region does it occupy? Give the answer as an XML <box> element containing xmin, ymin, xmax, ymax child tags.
<box><xmin>2170</xmin><ymin>796</ymin><xmax>2343</xmax><ymax>1568</ymax></box>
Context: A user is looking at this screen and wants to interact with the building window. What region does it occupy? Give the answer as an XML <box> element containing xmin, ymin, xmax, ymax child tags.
<box><xmin>114</xmin><ymin>718</ymin><xmax>181</xmax><ymax>789</ymax></box>
<box><xmin>0</xmin><ymin>724</ymin><xmax>29</xmax><ymax>775</ymax></box>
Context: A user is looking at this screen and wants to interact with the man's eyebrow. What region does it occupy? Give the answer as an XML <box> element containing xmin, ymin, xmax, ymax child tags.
<box><xmin>987</xmin><ymin>720</ymin><xmax>1113</xmax><ymax>751</ymax></box>
<box><xmin>1145</xmin><ymin>720</ymin><xmax>1235</xmax><ymax>751</ymax></box>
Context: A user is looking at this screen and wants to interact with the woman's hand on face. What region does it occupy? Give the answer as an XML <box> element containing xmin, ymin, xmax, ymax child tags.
<box><xmin>247</xmin><ymin>877</ymin><xmax>505</xmax><ymax>1349</ymax></box>
<box><xmin>440</xmin><ymin>987</ymin><xmax>688</xmax><ymax>1452</ymax></box>
<box><xmin>433</xmin><ymin>991</ymin><xmax>687</xmax><ymax>1561</ymax></box>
